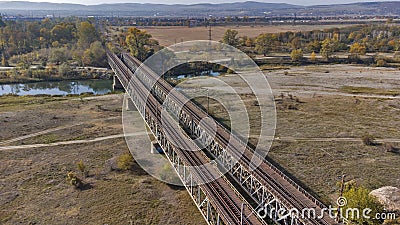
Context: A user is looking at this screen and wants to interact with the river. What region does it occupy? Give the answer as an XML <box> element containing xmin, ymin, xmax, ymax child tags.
<box><xmin>0</xmin><ymin>80</ymin><xmax>113</xmax><ymax>96</ymax></box>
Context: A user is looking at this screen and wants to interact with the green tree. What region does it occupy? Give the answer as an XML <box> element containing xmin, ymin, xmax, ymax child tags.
<box><xmin>342</xmin><ymin>183</ymin><xmax>384</xmax><ymax>225</ymax></box>
<box><xmin>125</xmin><ymin>27</ymin><xmax>155</xmax><ymax>61</ymax></box>
<box><xmin>307</xmin><ymin>40</ymin><xmax>321</xmax><ymax>53</ymax></box>
<box><xmin>77</xmin><ymin>21</ymin><xmax>98</xmax><ymax>49</ymax></box>
<box><xmin>321</xmin><ymin>38</ymin><xmax>336</xmax><ymax>60</ymax></box>
<box><xmin>223</xmin><ymin>29</ymin><xmax>239</xmax><ymax>46</ymax></box>
<box><xmin>82</xmin><ymin>41</ymin><xmax>106</xmax><ymax>67</ymax></box>
<box><xmin>255</xmin><ymin>33</ymin><xmax>277</xmax><ymax>56</ymax></box>
<box><xmin>58</xmin><ymin>62</ymin><xmax>71</xmax><ymax>77</ymax></box>
<box><xmin>50</xmin><ymin>48</ymin><xmax>67</xmax><ymax>64</ymax></box>
<box><xmin>51</xmin><ymin>23</ymin><xmax>76</xmax><ymax>43</ymax></box>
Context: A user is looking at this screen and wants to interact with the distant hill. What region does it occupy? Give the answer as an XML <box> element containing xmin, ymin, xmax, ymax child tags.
<box><xmin>0</xmin><ymin>1</ymin><xmax>399</xmax><ymax>17</ymax></box>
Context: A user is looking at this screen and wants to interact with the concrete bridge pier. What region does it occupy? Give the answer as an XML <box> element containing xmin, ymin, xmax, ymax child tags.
<box><xmin>113</xmin><ymin>75</ymin><xmax>124</xmax><ymax>91</ymax></box>
<box><xmin>125</xmin><ymin>97</ymin><xmax>136</xmax><ymax>111</ymax></box>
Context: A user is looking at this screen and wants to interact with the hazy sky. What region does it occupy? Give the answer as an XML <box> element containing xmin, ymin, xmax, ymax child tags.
<box><xmin>0</xmin><ymin>0</ymin><xmax>396</xmax><ymax>6</ymax></box>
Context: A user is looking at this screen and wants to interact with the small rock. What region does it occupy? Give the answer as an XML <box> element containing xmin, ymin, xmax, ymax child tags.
<box><xmin>103</xmin><ymin>156</ymin><xmax>119</xmax><ymax>173</ymax></box>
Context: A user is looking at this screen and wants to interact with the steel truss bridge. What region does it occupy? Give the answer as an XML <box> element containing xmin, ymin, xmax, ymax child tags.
<box><xmin>107</xmin><ymin>49</ymin><xmax>339</xmax><ymax>225</ymax></box>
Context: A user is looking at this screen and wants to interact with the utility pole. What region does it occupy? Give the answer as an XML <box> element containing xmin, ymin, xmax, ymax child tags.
<box><xmin>208</xmin><ymin>24</ymin><xmax>212</xmax><ymax>42</ymax></box>
<box><xmin>337</xmin><ymin>174</ymin><xmax>346</xmax><ymax>222</ymax></box>
<box><xmin>207</xmin><ymin>89</ymin><xmax>209</xmax><ymax>114</ymax></box>
<box><xmin>208</xmin><ymin>15</ymin><xmax>212</xmax><ymax>46</ymax></box>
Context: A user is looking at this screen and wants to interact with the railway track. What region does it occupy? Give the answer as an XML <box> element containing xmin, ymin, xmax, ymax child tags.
<box><xmin>108</xmin><ymin>50</ymin><xmax>263</xmax><ymax>225</ymax></box>
<box><xmin>119</xmin><ymin>51</ymin><xmax>339</xmax><ymax>225</ymax></box>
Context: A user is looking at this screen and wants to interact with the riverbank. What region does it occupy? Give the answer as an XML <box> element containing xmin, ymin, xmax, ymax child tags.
<box><xmin>0</xmin><ymin>79</ymin><xmax>118</xmax><ymax>96</ymax></box>
<box><xmin>0</xmin><ymin>77</ymin><xmax>112</xmax><ymax>85</ymax></box>
<box><xmin>0</xmin><ymin>67</ymin><xmax>114</xmax><ymax>85</ymax></box>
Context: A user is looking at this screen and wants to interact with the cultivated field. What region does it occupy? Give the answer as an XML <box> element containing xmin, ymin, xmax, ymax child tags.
<box><xmin>138</xmin><ymin>24</ymin><xmax>355</xmax><ymax>46</ymax></box>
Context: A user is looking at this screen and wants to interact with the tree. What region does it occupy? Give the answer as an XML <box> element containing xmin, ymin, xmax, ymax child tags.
<box><xmin>58</xmin><ymin>62</ymin><xmax>71</xmax><ymax>77</ymax></box>
<box><xmin>125</xmin><ymin>27</ymin><xmax>155</xmax><ymax>61</ymax></box>
<box><xmin>50</xmin><ymin>48</ymin><xmax>67</xmax><ymax>64</ymax></box>
<box><xmin>255</xmin><ymin>33</ymin><xmax>277</xmax><ymax>56</ymax></box>
<box><xmin>350</xmin><ymin>42</ymin><xmax>366</xmax><ymax>56</ymax></box>
<box><xmin>321</xmin><ymin>38</ymin><xmax>336</xmax><ymax>60</ymax></box>
<box><xmin>51</xmin><ymin>23</ymin><xmax>76</xmax><ymax>43</ymax></box>
<box><xmin>290</xmin><ymin>49</ymin><xmax>303</xmax><ymax>61</ymax></box>
<box><xmin>342</xmin><ymin>183</ymin><xmax>384</xmax><ymax>225</ymax></box>
<box><xmin>310</xmin><ymin>51</ymin><xmax>316</xmax><ymax>62</ymax></box>
<box><xmin>77</xmin><ymin>21</ymin><xmax>98</xmax><ymax>49</ymax></box>
<box><xmin>1</xmin><ymin>54</ymin><xmax>8</xmax><ymax>67</ymax></box>
<box><xmin>82</xmin><ymin>41</ymin><xmax>106</xmax><ymax>67</ymax></box>
<box><xmin>290</xmin><ymin>37</ymin><xmax>302</xmax><ymax>50</ymax></box>
<box><xmin>223</xmin><ymin>29</ymin><xmax>239</xmax><ymax>46</ymax></box>
<box><xmin>307</xmin><ymin>40</ymin><xmax>321</xmax><ymax>53</ymax></box>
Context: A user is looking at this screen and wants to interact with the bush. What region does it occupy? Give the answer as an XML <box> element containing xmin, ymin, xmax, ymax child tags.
<box><xmin>342</xmin><ymin>183</ymin><xmax>384</xmax><ymax>225</ymax></box>
<box><xmin>290</xmin><ymin>49</ymin><xmax>303</xmax><ymax>62</ymax></box>
<box><xmin>384</xmin><ymin>143</ymin><xmax>396</xmax><ymax>153</ymax></box>
<box><xmin>362</xmin><ymin>134</ymin><xmax>376</xmax><ymax>146</ymax></box>
<box><xmin>76</xmin><ymin>160</ymin><xmax>88</xmax><ymax>177</ymax></box>
<box><xmin>58</xmin><ymin>62</ymin><xmax>71</xmax><ymax>77</ymax></box>
<box><xmin>376</xmin><ymin>59</ymin><xmax>387</xmax><ymax>67</ymax></box>
<box><xmin>66</xmin><ymin>171</ymin><xmax>83</xmax><ymax>189</ymax></box>
<box><xmin>117</xmin><ymin>153</ymin><xmax>134</xmax><ymax>171</ymax></box>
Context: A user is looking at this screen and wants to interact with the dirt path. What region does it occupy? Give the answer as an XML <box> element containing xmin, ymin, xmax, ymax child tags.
<box><xmin>274</xmin><ymin>137</ymin><xmax>400</xmax><ymax>143</ymax></box>
<box><xmin>0</xmin><ymin>132</ymin><xmax>146</xmax><ymax>151</ymax></box>
<box><xmin>0</xmin><ymin>116</ymin><xmax>121</xmax><ymax>146</ymax></box>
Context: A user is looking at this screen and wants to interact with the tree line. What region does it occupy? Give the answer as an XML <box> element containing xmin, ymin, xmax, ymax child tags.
<box><xmin>0</xmin><ymin>17</ymin><xmax>106</xmax><ymax>68</ymax></box>
<box><xmin>222</xmin><ymin>24</ymin><xmax>400</xmax><ymax>64</ymax></box>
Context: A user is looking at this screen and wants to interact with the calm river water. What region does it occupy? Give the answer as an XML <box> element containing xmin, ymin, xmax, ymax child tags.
<box><xmin>0</xmin><ymin>80</ymin><xmax>113</xmax><ymax>96</ymax></box>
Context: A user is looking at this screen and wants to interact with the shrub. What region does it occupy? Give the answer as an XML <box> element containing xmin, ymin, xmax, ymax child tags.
<box><xmin>76</xmin><ymin>160</ymin><xmax>88</xmax><ymax>177</ymax></box>
<box><xmin>117</xmin><ymin>153</ymin><xmax>134</xmax><ymax>171</ymax></box>
<box><xmin>342</xmin><ymin>183</ymin><xmax>384</xmax><ymax>225</ymax></box>
<box><xmin>310</xmin><ymin>51</ymin><xmax>316</xmax><ymax>62</ymax></box>
<box><xmin>362</xmin><ymin>134</ymin><xmax>376</xmax><ymax>146</ymax></box>
<box><xmin>66</xmin><ymin>171</ymin><xmax>83</xmax><ymax>189</ymax></box>
<box><xmin>376</xmin><ymin>59</ymin><xmax>387</xmax><ymax>67</ymax></box>
<box><xmin>384</xmin><ymin>143</ymin><xmax>396</xmax><ymax>152</ymax></box>
<box><xmin>290</xmin><ymin>49</ymin><xmax>303</xmax><ymax>61</ymax></box>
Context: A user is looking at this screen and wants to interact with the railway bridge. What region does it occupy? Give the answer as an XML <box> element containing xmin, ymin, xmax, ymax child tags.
<box><xmin>107</xmin><ymin>48</ymin><xmax>340</xmax><ymax>225</ymax></box>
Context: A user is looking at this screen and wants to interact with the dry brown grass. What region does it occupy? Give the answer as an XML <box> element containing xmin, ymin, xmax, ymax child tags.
<box><xmin>180</xmin><ymin>68</ymin><xmax>400</xmax><ymax>206</ymax></box>
<box><xmin>138</xmin><ymin>24</ymin><xmax>354</xmax><ymax>46</ymax></box>
<box><xmin>0</xmin><ymin>94</ymin><xmax>204</xmax><ymax>225</ymax></box>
